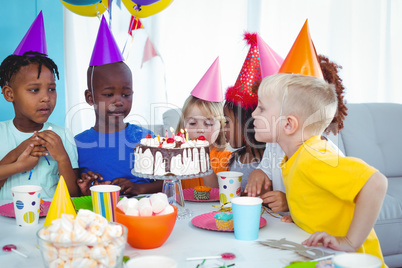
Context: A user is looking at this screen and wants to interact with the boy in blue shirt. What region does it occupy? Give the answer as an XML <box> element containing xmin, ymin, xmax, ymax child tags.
<box><xmin>75</xmin><ymin>16</ymin><xmax>162</xmax><ymax>196</ymax></box>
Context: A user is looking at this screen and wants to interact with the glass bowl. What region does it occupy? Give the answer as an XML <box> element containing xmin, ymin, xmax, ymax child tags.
<box><xmin>37</xmin><ymin>221</ymin><xmax>127</xmax><ymax>268</ymax></box>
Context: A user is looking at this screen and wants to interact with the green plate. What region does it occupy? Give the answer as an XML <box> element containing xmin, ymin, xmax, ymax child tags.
<box><xmin>72</xmin><ymin>196</ymin><xmax>125</xmax><ymax>212</ymax></box>
<box><xmin>72</xmin><ymin>196</ymin><xmax>93</xmax><ymax>211</ymax></box>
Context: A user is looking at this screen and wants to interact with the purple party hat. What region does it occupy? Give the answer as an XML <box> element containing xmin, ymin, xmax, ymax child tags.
<box><xmin>89</xmin><ymin>16</ymin><xmax>124</xmax><ymax>66</ymax></box>
<box><xmin>14</xmin><ymin>11</ymin><xmax>48</xmax><ymax>56</ymax></box>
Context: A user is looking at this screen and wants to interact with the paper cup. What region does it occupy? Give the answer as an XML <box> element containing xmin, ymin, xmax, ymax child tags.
<box><xmin>126</xmin><ymin>256</ymin><xmax>178</xmax><ymax>268</ymax></box>
<box><xmin>11</xmin><ymin>185</ymin><xmax>42</xmax><ymax>226</ymax></box>
<box><xmin>90</xmin><ymin>185</ymin><xmax>120</xmax><ymax>221</ymax></box>
<box><xmin>217</xmin><ymin>171</ymin><xmax>243</xmax><ymax>206</ymax></box>
<box><xmin>231</xmin><ymin>196</ymin><xmax>262</xmax><ymax>240</ymax></box>
<box><xmin>333</xmin><ymin>253</ymin><xmax>382</xmax><ymax>268</ymax></box>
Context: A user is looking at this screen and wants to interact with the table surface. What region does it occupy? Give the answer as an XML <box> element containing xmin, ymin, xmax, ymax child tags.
<box><xmin>0</xmin><ymin>199</ymin><xmax>318</xmax><ymax>268</ymax></box>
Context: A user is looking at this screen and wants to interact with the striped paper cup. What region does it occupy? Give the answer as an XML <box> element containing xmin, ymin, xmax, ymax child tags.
<box><xmin>90</xmin><ymin>185</ymin><xmax>121</xmax><ymax>221</ymax></box>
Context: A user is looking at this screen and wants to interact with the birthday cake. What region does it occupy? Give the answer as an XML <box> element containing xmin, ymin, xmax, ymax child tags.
<box><xmin>133</xmin><ymin>134</ymin><xmax>211</xmax><ymax>177</ymax></box>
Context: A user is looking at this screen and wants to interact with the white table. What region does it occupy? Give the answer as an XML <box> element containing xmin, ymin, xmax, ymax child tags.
<box><xmin>0</xmin><ymin>199</ymin><xmax>313</xmax><ymax>268</ymax></box>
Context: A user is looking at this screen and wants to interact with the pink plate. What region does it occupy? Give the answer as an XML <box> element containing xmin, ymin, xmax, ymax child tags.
<box><xmin>191</xmin><ymin>212</ymin><xmax>267</xmax><ymax>232</ymax></box>
<box><xmin>0</xmin><ymin>201</ymin><xmax>51</xmax><ymax>218</ymax></box>
<box><xmin>183</xmin><ymin>188</ymin><xmax>219</xmax><ymax>202</ymax></box>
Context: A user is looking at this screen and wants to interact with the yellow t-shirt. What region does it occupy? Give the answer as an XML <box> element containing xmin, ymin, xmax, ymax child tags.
<box><xmin>181</xmin><ymin>147</ymin><xmax>231</xmax><ymax>189</ymax></box>
<box><xmin>281</xmin><ymin>135</ymin><xmax>386</xmax><ymax>267</ymax></box>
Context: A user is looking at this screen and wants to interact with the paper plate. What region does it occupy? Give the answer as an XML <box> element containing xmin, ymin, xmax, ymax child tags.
<box><xmin>72</xmin><ymin>196</ymin><xmax>125</xmax><ymax>212</ymax></box>
<box><xmin>183</xmin><ymin>188</ymin><xmax>219</xmax><ymax>202</ymax></box>
<box><xmin>72</xmin><ymin>196</ymin><xmax>93</xmax><ymax>211</ymax></box>
<box><xmin>0</xmin><ymin>201</ymin><xmax>50</xmax><ymax>218</ymax></box>
<box><xmin>191</xmin><ymin>212</ymin><xmax>266</xmax><ymax>232</ymax></box>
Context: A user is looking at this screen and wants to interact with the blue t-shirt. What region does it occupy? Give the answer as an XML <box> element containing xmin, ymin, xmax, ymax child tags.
<box><xmin>74</xmin><ymin>124</ymin><xmax>154</xmax><ymax>183</ymax></box>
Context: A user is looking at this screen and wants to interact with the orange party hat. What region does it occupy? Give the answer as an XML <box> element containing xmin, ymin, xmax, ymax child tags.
<box><xmin>44</xmin><ymin>176</ymin><xmax>76</xmax><ymax>226</ymax></box>
<box><xmin>278</xmin><ymin>19</ymin><xmax>323</xmax><ymax>79</ymax></box>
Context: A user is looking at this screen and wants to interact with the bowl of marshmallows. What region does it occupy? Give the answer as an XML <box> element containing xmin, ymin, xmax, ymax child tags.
<box><xmin>115</xmin><ymin>193</ymin><xmax>177</xmax><ymax>249</ymax></box>
<box><xmin>37</xmin><ymin>210</ymin><xmax>127</xmax><ymax>268</ymax></box>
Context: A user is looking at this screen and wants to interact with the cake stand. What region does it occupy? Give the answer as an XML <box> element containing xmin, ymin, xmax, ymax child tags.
<box><xmin>131</xmin><ymin>169</ymin><xmax>213</xmax><ymax>220</ymax></box>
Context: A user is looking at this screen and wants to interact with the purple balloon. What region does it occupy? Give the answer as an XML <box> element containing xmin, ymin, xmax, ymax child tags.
<box><xmin>131</xmin><ymin>0</ymin><xmax>160</xmax><ymax>6</ymax></box>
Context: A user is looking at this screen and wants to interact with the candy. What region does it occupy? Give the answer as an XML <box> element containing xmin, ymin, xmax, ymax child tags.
<box><xmin>155</xmin><ymin>204</ymin><xmax>174</xmax><ymax>215</ymax></box>
<box><xmin>38</xmin><ymin>209</ymin><xmax>125</xmax><ymax>267</ymax></box>
<box><xmin>150</xmin><ymin>192</ymin><xmax>169</xmax><ymax>213</ymax></box>
<box><xmin>116</xmin><ymin>193</ymin><xmax>174</xmax><ymax>217</ymax></box>
<box><xmin>116</xmin><ymin>196</ymin><xmax>129</xmax><ymax>213</ymax></box>
<box><xmin>138</xmin><ymin>198</ymin><xmax>153</xmax><ymax>216</ymax></box>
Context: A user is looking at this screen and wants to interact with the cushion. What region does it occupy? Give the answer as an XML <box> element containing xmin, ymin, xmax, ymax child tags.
<box><xmin>340</xmin><ymin>103</ymin><xmax>402</xmax><ymax>177</ymax></box>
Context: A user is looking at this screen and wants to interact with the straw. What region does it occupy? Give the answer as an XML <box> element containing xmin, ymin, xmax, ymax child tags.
<box><xmin>11</xmin><ymin>248</ymin><xmax>28</xmax><ymax>258</ymax></box>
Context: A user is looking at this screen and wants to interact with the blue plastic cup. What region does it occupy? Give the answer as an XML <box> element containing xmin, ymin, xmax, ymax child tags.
<box><xmin>333</xmin><ymin>253</ymin><xmax>382</xmax><ymax>268</ymax></box>
<box><xmin>231</xmin><ymin>197</ymin><xmax>263</xmax><ymax>240</ymax></box>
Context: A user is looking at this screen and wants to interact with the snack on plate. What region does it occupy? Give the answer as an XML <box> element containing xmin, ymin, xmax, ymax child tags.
<box><xmin>214</xmin><ymin>212</ymin><xmax>234</xmax><ymax>231</ymax></box>
<box><xmin>193</xmin><ymin>186</ymin><xmax>211</xmax><ymax>200</ymax></box>
<box><xmin>134</xmin><ymin>135</ymin><xmax>211</xmax><ymax>177</ymax></box>
<box><xmin>116</xmin><ymin>193</ymin><xmax>174</xmax><ymax>216</ymax></box>
<box><xmin>37</xmin><ymin>210</ymin><xmax>127</xmax><ymax>268</ymax></box>
<box><xmin>315</xmin><ymin>260</ymin><xmax>333</xmax><ymax>268</ymax></box>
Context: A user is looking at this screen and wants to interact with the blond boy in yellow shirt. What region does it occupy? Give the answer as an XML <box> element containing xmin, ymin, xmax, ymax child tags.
<box><xmin>252</xmin><ymin>73</ymin><xmax>387</xmax><ymax>267</ymax></box>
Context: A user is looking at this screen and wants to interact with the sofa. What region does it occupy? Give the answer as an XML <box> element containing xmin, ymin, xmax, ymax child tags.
<box><xmin>160</xmin><ymin>103</ymin><xmax>402</xmax><ymax>267</ymax></box>
<box><xmin>327</xmin><ymin>103</ymin><xmax>402</xmax><ymax>267</ymax></box>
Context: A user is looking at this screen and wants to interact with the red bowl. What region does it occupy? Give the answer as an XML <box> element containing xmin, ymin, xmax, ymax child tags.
<box><xmin>115</xmin><ymin>205</ymin><xmax>177</xmax><ymax>249</ymax></box>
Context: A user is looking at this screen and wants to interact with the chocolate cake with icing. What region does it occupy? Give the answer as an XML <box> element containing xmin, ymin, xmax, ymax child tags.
<box><xmin>134</xmin><ymin>135</ymin><xmax>211</xmax><ymax>177</ymax></box>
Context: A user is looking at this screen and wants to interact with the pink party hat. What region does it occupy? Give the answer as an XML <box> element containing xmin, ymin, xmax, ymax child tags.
<box><xmin>190</xmin><ymin>57</ymin><xmax>223</xmax><ymax>102</ymax></box>
<box><xmin>256</xmin><ymin>33</ymin><xmax>283</xmax><ymax>78</ymax></box>
<box><xmin>89</xmin><ymin>16</ymin><xmax>124</xmax><ymax>66</ymax></box>
<box><xmin>14</xmin><ymin>11</ymin><xmax>48</xmax><ymax>56</ymax></box>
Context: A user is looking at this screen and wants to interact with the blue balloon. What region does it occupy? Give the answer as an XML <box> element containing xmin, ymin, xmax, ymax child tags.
<box><xmin>62</xmin><ymin>0</ymin><xmax>101</xmax><ymax>6</ymax></box>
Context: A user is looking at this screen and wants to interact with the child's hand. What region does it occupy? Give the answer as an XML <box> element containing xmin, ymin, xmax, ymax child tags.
<box><xmin>16</xmin><ymin>144</ymin><xmax>39</xmax><ymax>172</ymax></box>
<box><xmin>244</xmin><ymin>169</ymin><xmax>272</xmax><ymax>197</ymax></box>
<box><xmin>260</xmin><ymin>190</ymin><xmax>289</xmax><ymax>212</ymax></box>
<box><xmin>13</xmin><ymin>134</ymin><xmax>47</xmax><ymax>159</ymax></box>
<box><xmin>34</xmin><ymin>130</ymin><xmax>69</xmax><ymax>163</ymax></box>
<box><xmin>302</xmin><ymin>231</ymin><xmax>355</xmax><ymax>252</ymax></box>
<box><xmin>77</xmin><ymin>171</ymin><xmax>104</xmax><ymax>196</ymax></box>
<box><xmin>281</xmin><ymin>215</ymin><xmax>293</xmax><ymax>223</ymax></box>
<box><xmin>111</xmin><ymin>178</ymin><xmax>140</xmax><ymax>196</ymax></box>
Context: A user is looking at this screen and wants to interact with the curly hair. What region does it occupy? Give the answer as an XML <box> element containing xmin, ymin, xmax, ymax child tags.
<box><xmin>0</xmin><ymin>51</ymin><xmax>59</xmax><ymax>89</ymax></box>
<box><xmin>225</xmin><ymin>80</ymin><xmax>265</xmax><ymax>168</ymax></box>
<box><xmin>318</xmin><ymin>54</ymin><xmax>348</xmax><ymax>135</ymax></box>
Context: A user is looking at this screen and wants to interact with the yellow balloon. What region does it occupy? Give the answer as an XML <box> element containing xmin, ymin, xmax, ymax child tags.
<box><xmin>60</xmin><ymin>0</ymin><xmax>109</xmax><ymax>17</ymax></box>
<box><xmin>122</xmin><ymin>0</ymin><xmax>173</xmax><ymax>18</ymax></box>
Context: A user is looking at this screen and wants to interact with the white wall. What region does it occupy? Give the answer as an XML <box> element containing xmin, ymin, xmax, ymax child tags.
<box><xmin>64</xmin><ymin>0</ymin><xmax>402</xmax><ymax>135</ymax></box>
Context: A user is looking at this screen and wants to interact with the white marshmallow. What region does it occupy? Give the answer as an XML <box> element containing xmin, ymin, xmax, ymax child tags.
<box><xmin>49</xmin><ymin>258</ymin><xmax>64</xmax><ymax>268</ymax></box>
<box><xmin>150</xmin><ymin>193</ymin><xmax>169</xmax><ymax>213</ymax></box>
<box><xmin>125</xmin><ymin>198</ymin><xmax>139</xmax><ymax>216</ymax></box>
<box><xmin>127</xmin><ymin>198</ymin><xmax>139</xmax><ymax>209</ymax></box>
<box><xmin>125</xmin><ymin>206</ymin><xmax>139</xmax><ymax>216</ymax></box>
<box><xmin>116</xmin><ymin>196</ymin><xmax>129</xmax><ymax>213</ymax></box>
<box><xmin>138</xmin><ymin>197</ymin><xmax>153</xmax><ymax>216</ymax></box>
<box><xmin>155</xmin><ymin>204</ymin><xmax>175</xmax><ymax>215</ymax></box>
